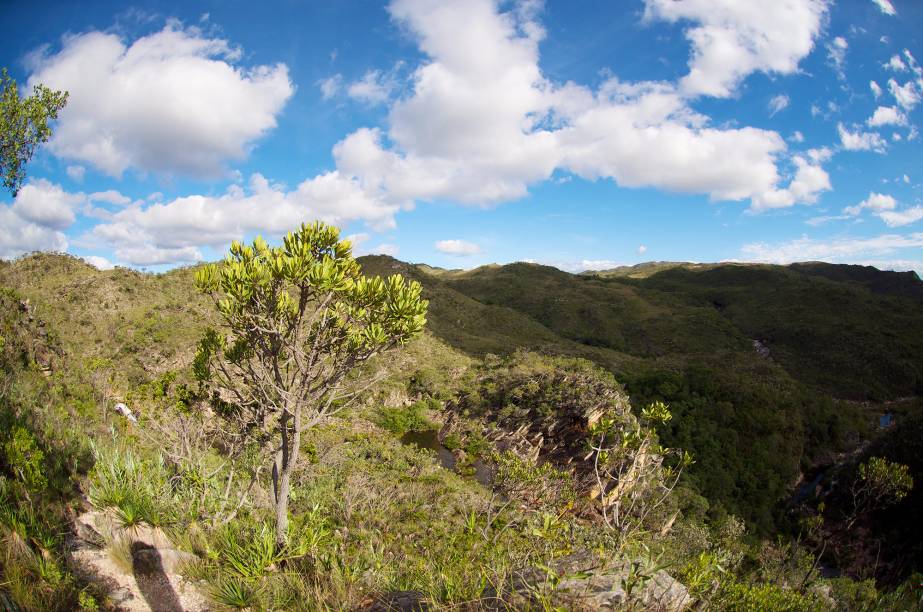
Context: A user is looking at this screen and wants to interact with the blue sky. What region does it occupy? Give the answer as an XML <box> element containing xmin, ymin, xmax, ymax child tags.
<box><xmin>1</xmin><ymin>0</ymin><xmax>922</xmax><ymax>273</ymax></box>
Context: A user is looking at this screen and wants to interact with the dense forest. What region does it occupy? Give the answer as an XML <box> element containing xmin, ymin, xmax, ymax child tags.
<box><xmin>1</xmin><ymin>250</ymin><xmax>921</xmax><ymax>610</ymax></box>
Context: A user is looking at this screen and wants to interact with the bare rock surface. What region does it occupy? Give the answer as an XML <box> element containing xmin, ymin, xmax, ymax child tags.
<box><xmin>66</xmin><ymin>508</ymin><xmax>209</xmax><ymax>611</ymax></box>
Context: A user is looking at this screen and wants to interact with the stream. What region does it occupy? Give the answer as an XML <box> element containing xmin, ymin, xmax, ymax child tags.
<box><xmin>400</xmin><ymin>429</ymin><xmax>493</xmax><ymax>486</ymax></box>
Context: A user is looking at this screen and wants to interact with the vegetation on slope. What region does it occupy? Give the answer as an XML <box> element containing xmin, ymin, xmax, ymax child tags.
<box><xmin>1</xmin><ymin>251</ymin><xmax>921</xmax><ymax>610</ymax></box>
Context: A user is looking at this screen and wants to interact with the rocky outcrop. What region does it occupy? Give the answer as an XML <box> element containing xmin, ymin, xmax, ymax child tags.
<box><xmin>512</xmin><ymin>551</ymin><xmax>691</xmax><ymax>611</ymax></box>
<box><xmin>66</xmin><ymin>508</ymin><xmax>208</xmax><ymax>612</ymax></box>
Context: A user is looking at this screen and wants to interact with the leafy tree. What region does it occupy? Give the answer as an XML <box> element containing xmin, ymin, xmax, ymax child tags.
<box><xmin>194</xmin><ymin>222</ymin><xmax>428</xmax><ymax>548</ymax></box>
<box><xmin>847</xmin><ymin>456</ymin><xmax>913</xmax><ymax>529</ymax></box>
<box><xmin>0</xmin><ymin>69</ymin><xmax>68</xmax><ymax>196</ymax></box>
<box><xmin>588</xmin><ymin>400</ymin><xmax>692</xmax><ymax>543</ymax></box>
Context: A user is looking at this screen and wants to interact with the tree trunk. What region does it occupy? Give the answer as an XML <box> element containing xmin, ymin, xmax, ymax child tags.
<box><xmin>273</xmin><ymin>409</ymin><xmax>302</xmax><ymax>552</ymax></box>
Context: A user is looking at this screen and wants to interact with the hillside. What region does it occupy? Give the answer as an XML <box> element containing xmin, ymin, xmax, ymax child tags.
<box><xmin>1</xmin><ymin>251</ymin><xmax>921</xmax><ymax>610</ymax></box>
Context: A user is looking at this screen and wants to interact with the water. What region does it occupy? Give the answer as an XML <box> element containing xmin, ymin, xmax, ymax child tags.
<box><xmin>400</xmin><ymin>429</ymin><xmax>493</xmax><ymax>486</ymax></box>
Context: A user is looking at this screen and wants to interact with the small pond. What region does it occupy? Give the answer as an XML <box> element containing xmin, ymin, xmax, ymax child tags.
<box><xmin>400</xmin><ymin>429</ymin><xmax>493</xmax><ymax>486</ymax></box>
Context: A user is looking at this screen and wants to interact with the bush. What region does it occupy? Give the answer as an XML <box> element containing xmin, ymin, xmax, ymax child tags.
<box><xmin>375</xmin><ymin>399</ymin><xmax>438</xmax><ymax>434</ymax></box>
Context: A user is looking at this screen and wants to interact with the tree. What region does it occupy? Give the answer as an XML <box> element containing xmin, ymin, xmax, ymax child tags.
<box><xmin>588</xmin><ymin>400</ymin><xmax>692</xmax><ymax>545</ymax></box>
<box><xmin>0</xmin><ymin>69</ymin><xmax>68</xmax><ymax>196</ymax></box>
<box><xmin>846</xmin><ymin>456</ymin><xmax>913</xmax><ymax>529</ymax></box>
<box><xmin>193</xmin><ymin>222</ymin><xmax>428</xmax><ymax>549</ymax></box>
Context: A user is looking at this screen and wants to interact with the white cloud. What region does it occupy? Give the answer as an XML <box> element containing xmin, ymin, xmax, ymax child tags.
<box><xmin>903</xmin><ymin>174</ymin><xmax>910</xmax><ymax>183</ymax></box>
<box><xmin>370</xmin><ymin>243</ymin><xmax>400</xmax><ymax>256</ymax></box>
<box><xmin>347</xmin><ymin>69</ymin><xmax>397</xmax><ymax>104</ymax></box>
<box><xmin>841</xmin><ymin>192</ymin><xmax>922</xmax><ymax>227</ymax></box>
<box><xmin>91</xmin><ymin>172</ymin><xmax>400</xmax><ymax>265</ymax></box>
<box><xmin>0</xmin><ymin>207</ymin><xmax>69</xmax><ymax>259</ymax></box>
<box><xmin>867</xmin><ymin>105</ymin><xmax>907</xmax><ymax>127</ymax></box>
<box><xmin>11</xmin><ymin>179</ymin><xmax>82</xmax><ymax>230</ymax></box>
<box><xmin>326</xmin><ymin>0</ymin><xmax>833</xmax><ymax>217</ymax></box>
<box><xmin>637</xmin><ymin>245</ymin><xmax>648</xmax><ymax>255</ymax></box>
<box><xmin>547</xmin><ymin>259</ymin><xmax>623</xmax><ymax>273</ymax></box>
<box><xmin>871</xmin><ymin>0</ymin><xmax>897</xmax><ymax>16</ymax></box>
<box><xmin>888</xmin><ymin>78</ymin><xmax>920</xmax><ymax>110</ymax></box>
<box><xmin>435</xmin><ymin>239</ymin><xmax>481</xmax><ymax>256</ymax></box>
<box><xmin>27</xmin><ymin>22</ymin><xmax>294</xmax><ymax>178</ymax></box>
<box><xmin>838</xmin><ymin>123</ymin><xmax>887</xmax><ymax>153</ymax></box>
<box><xmin>807</xmin><ymin>146</ymin><xmax>833</xmax><ymax>163</ymax></box>
<box><xmin>89</xmin><ymin>190</ymin><xmax>132</xmax><ymax>206</ymax></box>
<box><xmin>346</xmin><ymin>234</ymin><xmax>399</xmax><ymax>257</ymax></box>
<box><xmin>66</xmin><ymin>165</ymin><xmax>85</xmax><ymax>182</ymax></box>
<box><xmin>843</xmin><ymin>191</ymin><xmax>896</xmax><ymax>216</ymax></box>
<box><xmin>319</xmin><ymin>74</ymin><xmax>343</xmax><ymax>100</ymax></box>
<box><xmin>790</xmin><ymin>130</ymin><xmax>804</xmax><ymax>143</ymax></box>
<box><xmin>870</xmin><ymin>80</ymin><xmax>882</xmax><ymax>98</ymax></box>
<box><xmin>114</xmin><ymin>245</ymin><xmax>202</xmax><ymax>266</ymax></box>
<box><xmin>741</xmin><ymin>232</ymin><xmax>923</xmax><ymax>267</ymax></box>
<box><xmin>0</xmin><ymin>179</ymin><xmax>81</xmax><ymax>258</ymax></box>
<box><xmin>643</xmin><ymin>0</ymin><xmax>829</xmax><ymax>98</ymax></box>
<box><xmin>768</xmin><ymin>94</ymin><xmax>790</xmax><ymax>116</ymax></box>
<box><xmin>750</xmin><ymin>155</ymin><xmax>830</xmax><ymax>210</ymax></box>
<box><xmin>805</xmin><ymin>214</ymin><xmax>850</xmax><ymax>226</ymax></box>
<box><xmin>21</xmin><ymin>1</ymin><xmax>840</xmax><ymax>265</ymax></box>
<box><xmin>826</xmin><ymin>36</ymin><xmax>848</xmax><ymax>79</ymax></box>
<box><xmin>81</xmin><ymin>255</ymin><xmax>115</xmax><ymax>270</ymax></box>
<box><xmin>886</xmin><ymin>54</ymin><xmax>907</xmax><ymax>71</ymax></box>
<box><xmin>878</xmin><ymin>206</ymin><xmax>923</xmax><ymax>227</ymax></box>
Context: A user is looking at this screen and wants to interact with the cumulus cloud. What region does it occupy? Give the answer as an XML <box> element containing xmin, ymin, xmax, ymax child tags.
<box><xmin>0</xmin><ymin>208</ymin><xmax>69</xmax><ymax>259</ymax></box>
<box><xmin>329</xmin><ymin>0</ymin><xmax>830</xmax><ymax>217</ymax></box>
<box><xmin>24</xmin><ymin>1</ymin><xmax>839</xmax><ymax>265</ymax></box>
<box><xmin>370</xmin><ymin>243</ymin><xmax>400</xmax><ymax>256</ymax></box>
<box><xmin>878</xmin><ymin>206</ymin><xmax>923</xmax><ymax>227</ymax></box>
<box><xmin>637</xmin><ymin>245</ymin><xmax>648</xmax><ymax>255</ymax></box>
<box><xmin>11</xmin><ymin>179</ymin><xmax>82</xmax><ymax>230</ymax></box>
<box><xmin>885</xmin><ymin>54</ymin><xmax>907</xmax><ymax>72</ymax></box>
<box><xmin>89</xmin><ymin>190</ymin><xmax>132</xmax><ymax>206</ymax></box>
<box><xmin>27</xmin><ymin>22</ymin><xmax>294</xmax><ymax>178</ymax></box>
<box><xmin>643</xmin><ymin>0</ymin><xmax>829</xmax><ymax>98</ymax></box>
<box><xmin>89</xmin><ymin>172</ymin><xmax>400</xmax><ymax>265</ymax></box>
<box><xmin>81</xmin><ymin>255</ymin><xmax>115</xmax><ymax>270</ymax></box>
<box><xmin>838</xmin><ymin>123</ymin><xmax>887</xmax><ymax>152</ymax></box>
<box><xmin>867</xmin><ymin>105</ymin><xmax>907</xmax><ymax>127</ymax></box>
<box><xmin>871</xmin><ymin>0</ymin><xmax>897</xmax><ymax>16</ymax></box>
<box><xmin>843</xmin><ymin>192</ymin><xmax>896</xmax><ymax>216</ymax></box>
<box><xmin>888</xmin><ymin>78</ymin><xmax>920</xmax><ymax>110</ymax></box>
<box><xmin>842</xmin><ymin>192</ymin><xmax>922</xmax><ymax>227</ymax></box>
<box><xmin>768</xmin><ymin>94</ymin><xmax>790</xmax><ymax>116</ymax></box>
<box><xmin>0</xmin><ymin>180</ymin><xmax>81</xmax><ymax>259</ymax></box>
<box><xmin>741</xmin><ymin>232</ymin><xmax>923</xmax><ymax>268</ymax></box>
<box><xmin>66</xmin><ymin>165</ymin><xmax>85</xmax><ymax>182</ymax></box>
<box><xmin>435</xmin><ymin>239</ymin><xmax>481</xmax><ymax>256</ymax></box>
<box><xmin>347</xmin><ymin>69</ymin><xmax>398</xmax><ymax>104</ymax></box>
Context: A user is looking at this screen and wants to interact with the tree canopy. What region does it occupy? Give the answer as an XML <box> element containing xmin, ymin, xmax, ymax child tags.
<box><xmin>0</xmin><ymin>68</ymin><xmax>68</xmax><ymax>196</ymax></box>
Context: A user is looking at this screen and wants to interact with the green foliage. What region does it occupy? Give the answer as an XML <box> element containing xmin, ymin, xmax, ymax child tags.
<box><xmin>193</xmin><ymin>222</ymin><xmax>428</xmax><ymax>549</ymax></box>
<box><xmin>0</xmin><ymin>68</ymin><xmax>68</xmax><ymax>196</ymax></box>
<box><xmin>0</xmin><ymin>295</ymin><xmax>101</xmax><ymax>610</ymax></box>
<box><xmin>683</xmin><ymin>551</ymin><xmax>824</xmax><ymax>611</ymax></box>
<box><xmin>2</xmin><ymin>426</ymin><xmax>47</xmax><ymax>492</ymax></box>
<box><xmin>375</xmin><ymin>398</ymin><xmax>437</xmax><ymax>434</ymax></box>
<box><xmin>857</xmin><ymin>456</ymin><xmax>913</xmax><ymax>504</ymax></box>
